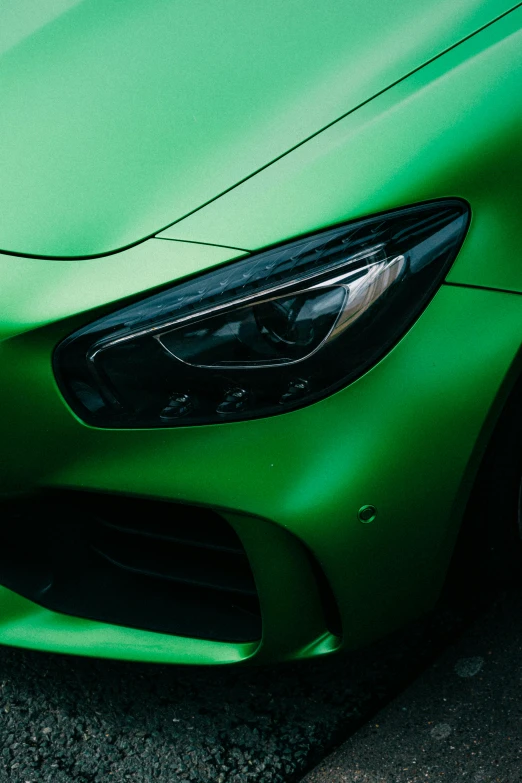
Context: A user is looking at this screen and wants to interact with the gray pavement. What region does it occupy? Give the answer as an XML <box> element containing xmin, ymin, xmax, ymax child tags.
<box><xmin>0</xmin><ymin>603</ymin><xmax>465</xmax><ymax>783</ymax></box>
<box><xmin>303</xmin><ymin>589</ymin><xmax>522</xmax><ymax>783</ymax></box>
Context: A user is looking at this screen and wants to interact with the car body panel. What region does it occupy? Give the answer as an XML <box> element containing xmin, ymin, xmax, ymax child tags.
<box><xmin>0</xmin><ymin>0</ymin><xmax>518</xmax><ymax>258</ymax></box>
<box><xmin>0</xmin><ymin>587</ymin><xmax>258</xmax><ymax>665</ymax></box>
<box><xmin>1</xmin><ymin>284</ymin><xmax>521</xmax><ymax>662</ymax></box>
<box><xmin>163</xmin><ymin>6</ymin><xmax>522</xmax><ymax>294</ymax></box>
<box><xmin>1</xmin><ymin>4</ymin><xmax>522</xmax><ymax>665</ymax></box>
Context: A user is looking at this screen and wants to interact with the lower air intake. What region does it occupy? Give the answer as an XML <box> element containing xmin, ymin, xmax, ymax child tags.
<box><xmin>0</xmin><ymin>493</ymin><xmax>261</xmax><ymax>643</ymax></box>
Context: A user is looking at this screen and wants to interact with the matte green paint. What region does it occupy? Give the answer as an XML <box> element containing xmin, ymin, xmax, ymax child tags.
<box><xmin>0</xmin><ymin>587</ymin><xmax>258</xmax><ymax>665</ymax></box>
<box><xmin>0</xmin><ymin>285</ymin><xmax>521</xmax><ymax>662</ymax></box>
<box><xmin>0</xmin><ymin>3</ymin><xmax>521</xmax><ymax>664</ymax></box>
<box><xmin>0</xmin><ymin>0</ymin><xmax>518</xmax><ymax>257</ymax></box>
<box><xmin>165</xmin><ymin>5</ymin><xmax>522</xmax><ymax>294</ymax></box>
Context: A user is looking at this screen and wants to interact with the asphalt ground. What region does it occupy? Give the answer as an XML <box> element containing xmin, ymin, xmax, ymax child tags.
<box><xmin>0</xmin><ymin>599</ymin><xmax>472</xmax><ymax>783</ymax></box>
<box><xmin>304</xmin><ymin>588</ymin><xmax>522</xmax><ymax>783</ymax></box>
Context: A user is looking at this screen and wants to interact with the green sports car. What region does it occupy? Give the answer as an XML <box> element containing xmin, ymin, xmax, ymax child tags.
<box><xmin>0</xmin><ymin>0</ymin><xmax>521</xmax><ymax>665</ymax></box>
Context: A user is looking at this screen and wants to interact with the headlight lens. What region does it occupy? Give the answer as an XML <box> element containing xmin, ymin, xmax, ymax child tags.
<box><xmin>55</xmin><ymin>200</ymin><xmax>469</xmax><ymax>427</ymax></box>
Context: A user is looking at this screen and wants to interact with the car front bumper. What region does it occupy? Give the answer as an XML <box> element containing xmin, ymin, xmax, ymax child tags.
<box><xmin>1</xmin><ymin>273</ymin><xmax>521</xmax><ymax>665</ymax></box>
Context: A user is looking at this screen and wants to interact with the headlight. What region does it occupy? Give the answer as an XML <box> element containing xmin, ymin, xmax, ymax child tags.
<box><xmin>55</xmin><ymin>200</ymin><xmax>469</xmax><ymax>427</ymax></box>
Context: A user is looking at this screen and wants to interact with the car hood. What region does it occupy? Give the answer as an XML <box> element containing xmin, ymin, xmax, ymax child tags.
<box><xmin>0</xmin><ymin>0</ymin><xmax>514</xmax><ymax>259</ymax></box>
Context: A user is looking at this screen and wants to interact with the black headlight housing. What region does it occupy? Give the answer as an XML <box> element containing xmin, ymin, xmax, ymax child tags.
<box><xmin>54</xmin><ymin>200</ymin><xmax>469</xmax><ymax>428</ymax></box>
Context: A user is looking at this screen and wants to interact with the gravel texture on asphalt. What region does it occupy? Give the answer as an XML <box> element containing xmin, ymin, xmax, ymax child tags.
<box><xmin>303</xmin><ymin>588</ymin><xmax>522</xmax><ymax>783</ymax></box>
<box><xmin>0</xmin><ymin>604</ymin><xmax>468</xmax><ymax>783</ymax></box>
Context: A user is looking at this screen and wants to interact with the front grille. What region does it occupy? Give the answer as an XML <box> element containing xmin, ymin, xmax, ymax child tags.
<box><xmin>0</xmin><ymin>493</ymin><xmax>261</xmax><ymax>643</ymax></box>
